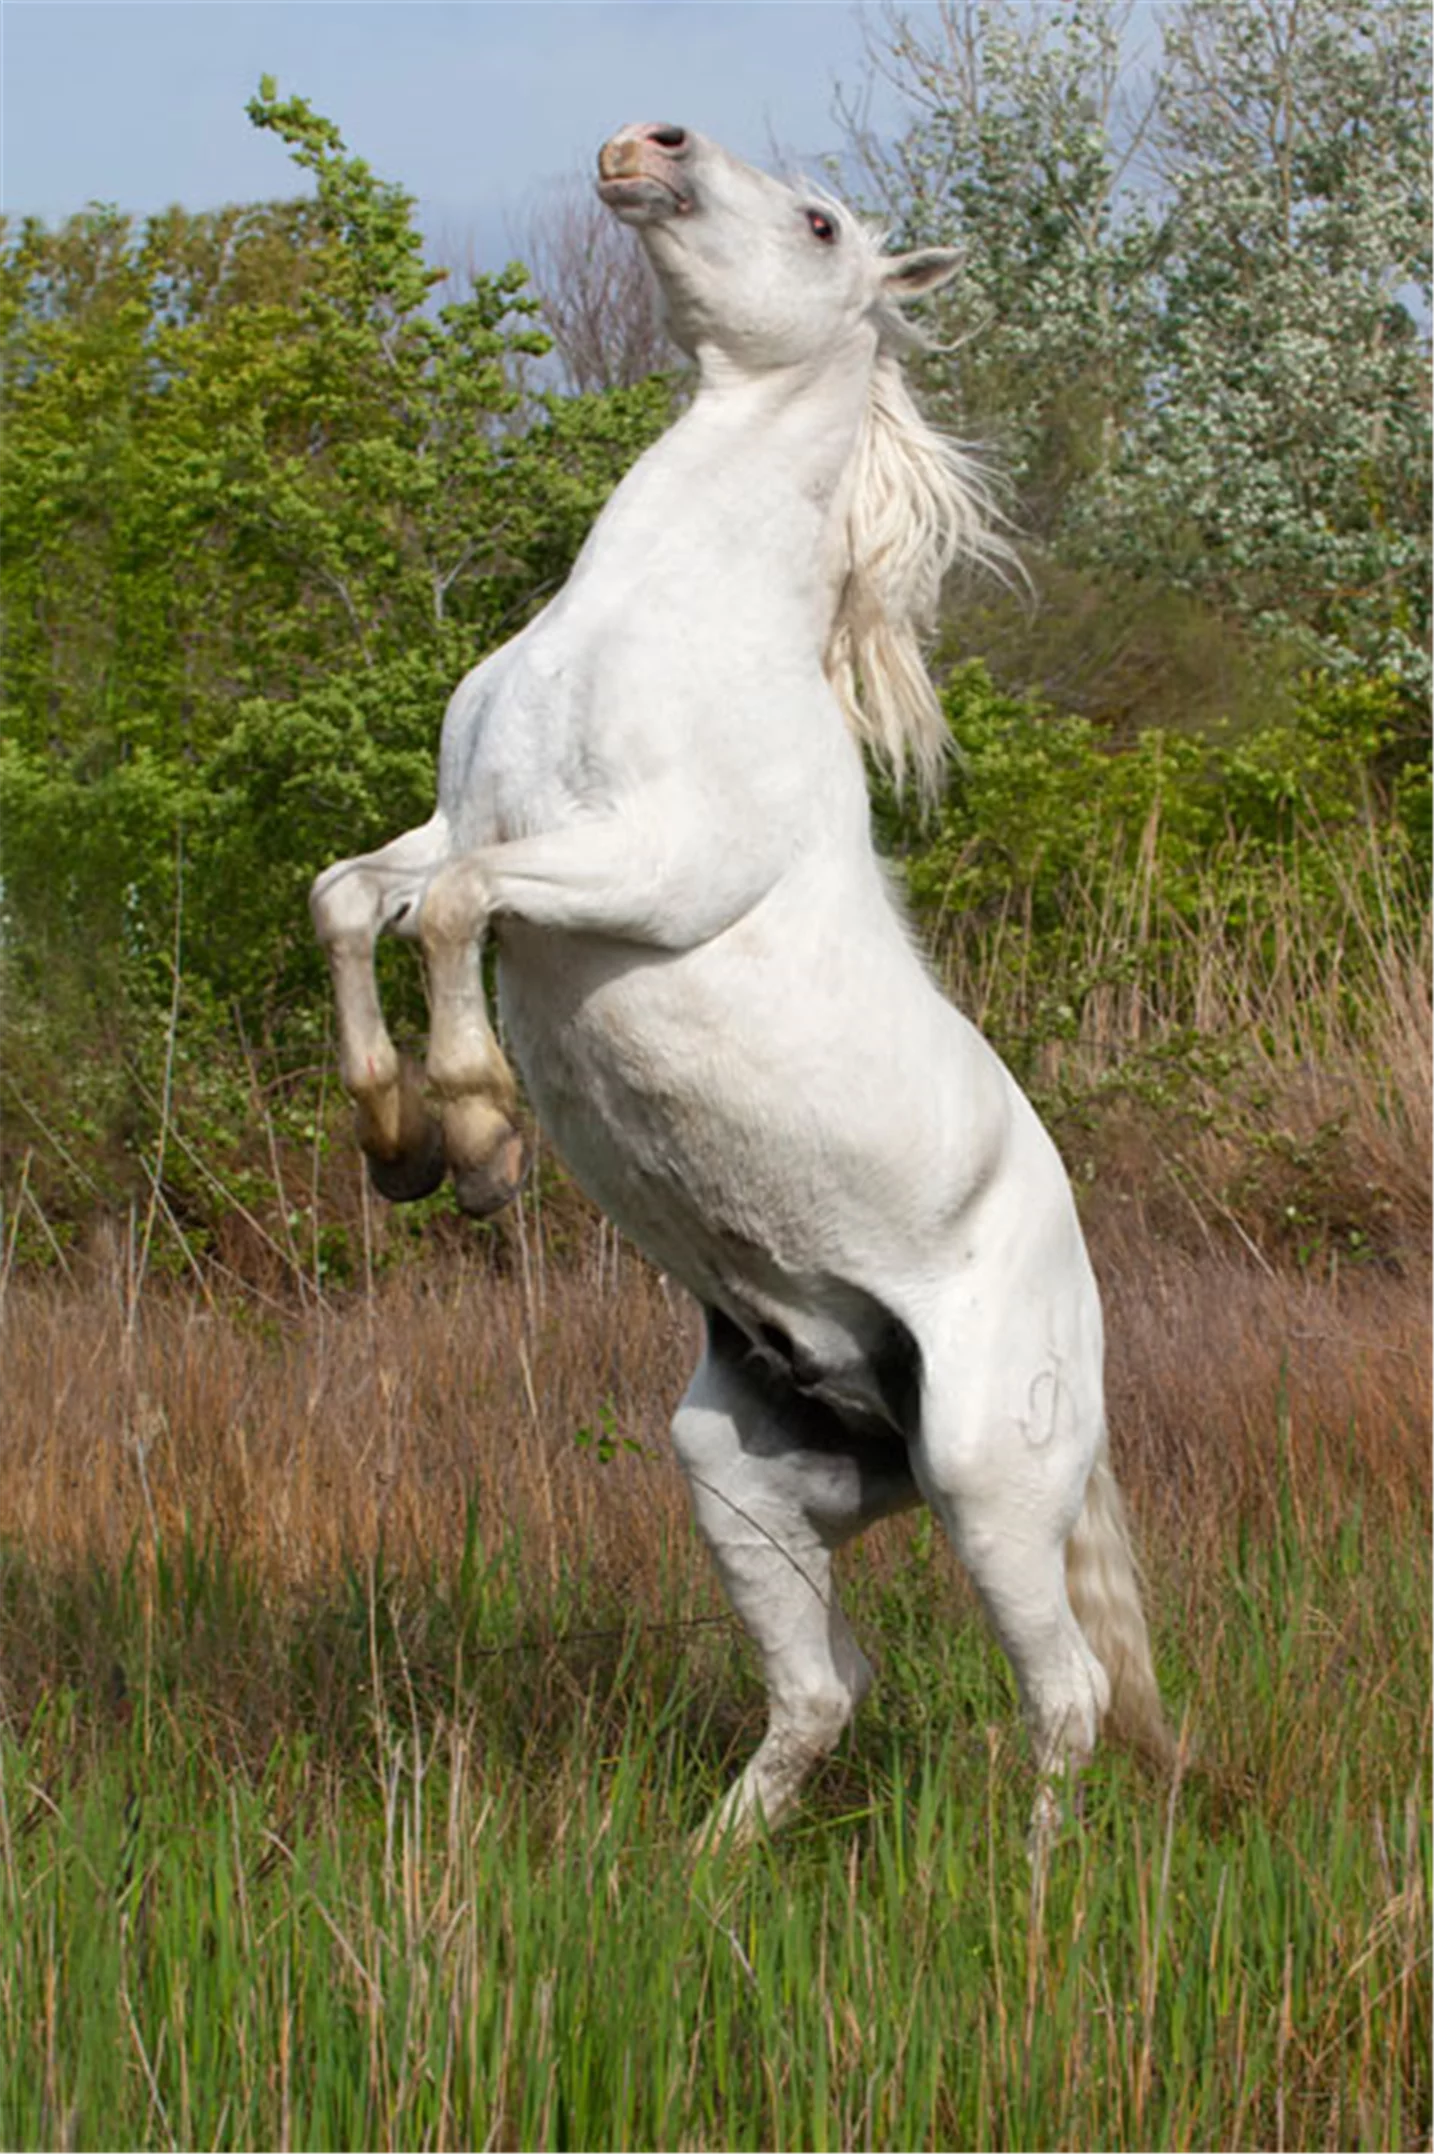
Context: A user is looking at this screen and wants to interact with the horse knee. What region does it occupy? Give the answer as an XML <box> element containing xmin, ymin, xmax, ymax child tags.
<box><xmin>310</xmin><ymin>859</ymin><xmax>375</xmax><ymax>948</ymax></box>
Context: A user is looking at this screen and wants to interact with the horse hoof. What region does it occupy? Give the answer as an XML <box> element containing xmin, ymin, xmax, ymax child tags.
<box><xmin>450</xmin><ymin>1129</ymin><xmax>528</xmax><ymax>1218</ymax></box>
<box><xmin>366</xmin><ymin>1122</ymin><xmax>447</xmax><ymax>1204</ymax></box>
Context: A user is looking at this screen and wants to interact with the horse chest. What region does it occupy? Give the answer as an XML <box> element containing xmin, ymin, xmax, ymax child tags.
<box><xmin>496</xmin><ymin>934</ymin><xmax>813</xmax><ymax>1279</ymax></box>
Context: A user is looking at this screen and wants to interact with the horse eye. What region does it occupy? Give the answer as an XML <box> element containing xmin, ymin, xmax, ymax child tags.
<box><xmin>805</xmin><ymin>210</ymin><xmax>837</xmax><ymax>244</ymax></box>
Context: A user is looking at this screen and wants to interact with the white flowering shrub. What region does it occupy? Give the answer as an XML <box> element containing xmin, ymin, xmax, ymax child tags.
<box><xmin>846</xmin><ymin>0</ymin><xmax>1430</xmax><ymax>697</ymax></box>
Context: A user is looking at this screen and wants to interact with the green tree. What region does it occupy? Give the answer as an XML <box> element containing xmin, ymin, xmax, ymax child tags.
<box><xmin>1</xmin><ymin>87</ymin><xmax>672</xmax><ymax>1013</ymax></box>
<box><xmin>1</xmin><ymin>86</ymin><xmax>675</xmax><ymax>1227</ymax></box>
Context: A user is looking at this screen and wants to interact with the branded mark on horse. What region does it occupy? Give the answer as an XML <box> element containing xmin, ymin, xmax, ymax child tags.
<box><xmin>310</xmin><ymin>124</ymin><xmax>1171</xmax><ymax>1846</ymax></box>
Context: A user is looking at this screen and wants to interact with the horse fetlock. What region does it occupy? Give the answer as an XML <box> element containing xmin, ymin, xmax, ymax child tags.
<box><xmin>338</xmin><ymin>1034</ymin><xmax>400</xmax><ymax>1108</ymax></box>
<box><xmin>348</xmin><ymin>1052</ymin><xmax>417</xmax><ymax>1154</ymax></box>
<box><xmin>785</xmin><ymin>1680</ymin><xmax>861</xmax><ymax>1758</ymax></box>
<box><xmin>441</xmin><ymin>1095</ymin><xmax>528</xmax><ymax>1218</ymax></box>
<box><xmin>426</xmin><ymin>1030</ymin><xmax>518</xmax><ymax>1114</ymax></box>
<box><xmin>1027</xmin><ymin>1683</ymin><xmax>1101</xmax><ymax>1784</ymax></box>
<box><xmin>441</xmin><ymin>1090</ymin><xmax>519</xmax><ymax>1166</ymax></box>
<box><xmin>354</xmin><ymin>1058</ymin><xmax>446</xmax><ymax>1205</ymax></box>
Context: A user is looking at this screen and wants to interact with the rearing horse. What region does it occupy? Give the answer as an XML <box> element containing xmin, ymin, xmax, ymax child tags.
<box><xmin>310</xmin><ymin>124</ymin><xmax>1170</xmax><ymax>1844</ymax></box>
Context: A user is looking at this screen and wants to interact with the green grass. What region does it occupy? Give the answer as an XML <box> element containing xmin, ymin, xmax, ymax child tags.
<box><xmin>2</xmin><ymin>1468</ymin><xmax>1427</xmax><ymax>2152</ymax></box>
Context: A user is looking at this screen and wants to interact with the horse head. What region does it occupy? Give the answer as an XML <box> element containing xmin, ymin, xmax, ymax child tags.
<box><xmin>596</xmin><ymin>122</ymin><xmax>962</xmax><ymax>375</ymax></box>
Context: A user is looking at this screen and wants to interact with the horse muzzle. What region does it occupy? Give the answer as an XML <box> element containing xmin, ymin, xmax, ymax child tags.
<box><xmin>597</xmin><ymin>122</ymin><xmax>696</xmax><ymax>218</ymax></box>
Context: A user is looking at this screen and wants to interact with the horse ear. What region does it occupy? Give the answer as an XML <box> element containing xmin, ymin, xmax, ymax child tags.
<box><xmin>882</xmin><ymin>248</ymin><xmax>961</xmax><ymax>300</ymax></box>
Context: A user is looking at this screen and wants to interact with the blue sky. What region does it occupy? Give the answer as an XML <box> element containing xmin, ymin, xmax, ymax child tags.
<box><xmin>2</xmin><ymin>2</ymin><xmax>911</xmax><ymax>268</ymax></box>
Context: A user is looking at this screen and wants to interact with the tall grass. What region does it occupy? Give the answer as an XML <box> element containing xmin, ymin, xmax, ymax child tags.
<box><xmin>935</xmin><ymin>815</ymin><xmax>1431</xmax><ymax>1278</ymax></box>
<box><xmin>1</xmin><ymin>1194</ymin><xmax>1427</xmax><ymax>2148</ymax></box>
<box><xmin>1</xmin><ymin>1708</ymin><xmax>1427</xmax><ymax>2149</ymax></box>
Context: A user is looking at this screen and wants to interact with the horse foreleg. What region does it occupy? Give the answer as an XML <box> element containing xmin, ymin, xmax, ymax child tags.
<box><xmin>310</xmin><ymin>847</ymin><xmax>446</xmax><ymax>1203</ymax></box>
<box><xmin>417</xmin><ymin>857</ymin><xmax>527</xmax><ymax>1218</ymax></box>
<box><xmin>411</xmin><ymin>808</ymin><xmax>784</xmax><ymax>1215</ymax></box>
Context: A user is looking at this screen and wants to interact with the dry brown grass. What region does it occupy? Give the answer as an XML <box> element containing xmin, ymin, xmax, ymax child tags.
<box><xmin>1100</xmin><ymin>1231</ymin><xmax>1429</xmax><ymax>1535</ymax></box>
<box><xmin>0</xmin><ymin>1237</ymin><xmax>700</xmax><ymax>1599</ymax></box>
<box><xmin>939</xmin><ymin>824</ymin><xmax>1433</xmax><ymax>1277</ymax></box>
<box><xmin>1</xmin><ymin>1197</ymin><xmax>1424</xmax><ymax>1630</ymax></box>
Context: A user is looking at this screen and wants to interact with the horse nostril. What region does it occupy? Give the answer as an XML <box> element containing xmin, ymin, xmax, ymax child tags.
<box><xmin>649</xmin><ymin>125</ymin><xmax>688</xmax><ymax>153</ymax></box>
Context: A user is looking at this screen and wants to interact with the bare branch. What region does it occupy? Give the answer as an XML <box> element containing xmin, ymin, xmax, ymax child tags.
<box><xmin>512</xmin><ymin>174</ymin><xmax>674</xmax><ymax>395</ymax></box>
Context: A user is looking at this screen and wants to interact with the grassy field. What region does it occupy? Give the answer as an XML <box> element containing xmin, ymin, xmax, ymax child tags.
<box><xmin>0</xmin><ymin>1218</ymin><xmax>1428</xmax><ymax>2151</ymax></box>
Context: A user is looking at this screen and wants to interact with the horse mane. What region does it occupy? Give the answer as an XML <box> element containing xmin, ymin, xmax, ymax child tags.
<box><xmin>824</xmin><ymin>314</ymin><xmax>1012</xmax><ymax>807</ymax></box>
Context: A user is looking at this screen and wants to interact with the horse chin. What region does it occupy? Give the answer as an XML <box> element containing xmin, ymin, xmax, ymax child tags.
<box><xmin>596</xmin><ymin>176</ymin><xmax>691</xmax><ymax>223</ymax></box>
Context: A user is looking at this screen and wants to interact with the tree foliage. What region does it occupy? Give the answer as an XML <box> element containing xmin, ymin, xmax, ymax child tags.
<box><xmin>844</xmin><ymin>0</ymin><xmax>1431</xmax><ymax>700</ymax></box>
<box><xmin>0</xmin><ymin>87</ymin><xmax>673</xmax><ymax>1037</ymax></box>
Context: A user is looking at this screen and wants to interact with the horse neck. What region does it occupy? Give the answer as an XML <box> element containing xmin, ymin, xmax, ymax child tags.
<box><xmin>586</xmin><ymin>342</ymin><xmax>875</xmax><ymax>622</ymax></box>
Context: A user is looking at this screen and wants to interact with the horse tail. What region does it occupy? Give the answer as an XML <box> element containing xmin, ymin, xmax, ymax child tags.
<box><xmin>1065</xmin><ymin>1439</ymin><xmax>1176</xmax><ymax>1771</ymax></box>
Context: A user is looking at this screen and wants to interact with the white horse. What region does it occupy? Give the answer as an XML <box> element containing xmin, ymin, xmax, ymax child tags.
<box><xmin>310</xmin><ymin>123</ymin><xmax>1170</xmax><ymax>1844</ymax></box>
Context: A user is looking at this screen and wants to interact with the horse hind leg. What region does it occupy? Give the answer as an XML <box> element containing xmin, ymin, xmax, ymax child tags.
<box><xmin>310</xmin><ymin>838</ymin><xmax>446</xmax><ymax>1203</ymax></box>
<box><xmin>417</xmin><ymin>857</ymin><xmax>527</xmax><ymax>1218</ymax></box>
<box><xmin>912</xmin><ymin>1323</ymin><xmax>1127</xmax><ymax>1840</ymax></box>
<box><xmin>674</xmin><ymin>1314</ymin><xmax>918</xmax><ymax>1850</ymax></box>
